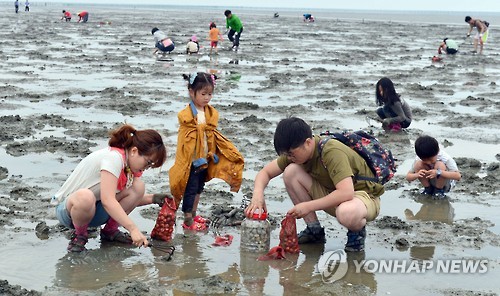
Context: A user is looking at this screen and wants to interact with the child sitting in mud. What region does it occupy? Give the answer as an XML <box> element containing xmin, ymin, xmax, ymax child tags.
<box><xmin>152</xmin><ymin>27</ymin><xmax>175</xmax><ymax>54</ymax></box>
<box><xmin>186</xmin><ymin>35</ymin><xmax>200</xmax><ymax>54</ymax></box>
<box><xmin>406</xmin><ymin>135</ymin><xmax>461</xmax><ymax>199</ymax></box>
<box><xmin>169</xmin><ymin>72</ymin><xmax>244</xmax><ymax>231</ymax></box>
<box><xmin>51</xmin><ymin>124</ymin><xmax>167</xmax><ymax>252</ymax></box>
<box><xmin>375</xmin><ymin>77</ymin><xmax>412</xmax><ymax>132</ymax></box>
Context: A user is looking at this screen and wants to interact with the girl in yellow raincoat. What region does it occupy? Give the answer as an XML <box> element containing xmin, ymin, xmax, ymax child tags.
<box><xmin>169</xmin><ymin>72</ymin><xmax>244</xmax><ymax>230</ymax></box>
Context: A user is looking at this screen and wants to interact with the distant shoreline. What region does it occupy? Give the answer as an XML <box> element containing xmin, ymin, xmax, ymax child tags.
<box><xmin>2</xmin><ymin>2</ymin><xmax>499</xmax><ymax>26</ymax></box>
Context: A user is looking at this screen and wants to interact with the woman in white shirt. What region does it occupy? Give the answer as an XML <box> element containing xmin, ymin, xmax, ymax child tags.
<box><xmin>53</xmin><ymin>124</ymin><xmax>167</xmax><ymax>252</ymax></box>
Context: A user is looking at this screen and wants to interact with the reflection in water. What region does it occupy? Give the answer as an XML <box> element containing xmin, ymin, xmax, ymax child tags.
<box><xmin>54</xmin><ymin>246</ymin><xmax>147</xmax><ymax>290</ymax></box>
<box><xmin>410</xmin><ymin>246</ymin><xmax>436</xmax><ymax>261</ymax></box>
<box><xmin>239</xmin><ymin>250</ymin><xmax>270</xmax><ymax>296</ymax></box>
<box><xmin>175</xmin><ymin>234</ymin><xmax>209</xmax><ymax>280</ymax></box>
<box><xmin>278</xmin><ymin>244</ymin><xmax>322</xmax><ymax>295</ymax></box>
<box><xmin>277</xmin><ymin>244</ymin><xmax>377</xmax><ymax>294</ymax></box>
<box><xmin>207</xmin><ymin>59</ymin><xmax>220</xmax><ymax>77</ymax></box>
<box><xmin>207</xmin><ymin>68</ymin><xmax>219</xmax><ymax>75</ymax></box>
<box><xmin>228</xmin><ymin>72</ymin><xmax>242</xmax><ymax>82</ymax></box>
<box><xmin>405</xmin><ymin>196</ymin><xmax>454</xmax><ymax>224</ymax></box>
<box><xmin>208</xmin><ymin>55</ymin><xmax>222</xmax><ymax>79</ymax></box>
<box><xmin>216</xmin><ymin>263</ymin><xmax>241</xmax><ymax>286</ymax></box>
<box><xmin>342</xmin><ymin>251</ymin><xmax>377</xmax><ymax>293</ymax></box>
<box><xmin>209</xmin><ymin>54</ymin><xmax>218</xmax><ymax>67</ymax></box>
<box><xmin>185</xmin><ymin>53</ymin><xmax>200</xmax><ymax>64</ymax></box>
<box><xmin>404</xmin><ymin>197</ymin><xmax>454</xmax><ymax>262</ymax></box>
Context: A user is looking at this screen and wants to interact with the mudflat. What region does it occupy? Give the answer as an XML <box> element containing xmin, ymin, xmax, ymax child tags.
<box><xmin>0</xmin><ymin>4</ymin><xmax>499</xmax><ymax>296</ymax></box>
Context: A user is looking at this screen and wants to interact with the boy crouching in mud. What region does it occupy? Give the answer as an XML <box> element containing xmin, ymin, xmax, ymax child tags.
<box><xmin>406</xmin><ymin>135</ymin><xmax>461</xmax><ymax>199</ymax></box>
<box><xmin>245</xmin><ymin>117</ymin><xmax>384</xmax><ymax>252</ymax></box>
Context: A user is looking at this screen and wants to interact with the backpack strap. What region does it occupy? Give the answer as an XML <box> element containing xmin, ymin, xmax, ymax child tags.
<box><xmin>189</xmin><ymin>100</ymin><xmax>198</xmax><ymax>117</ymax></box>
<box><xmin>318</xmin><ymin>137</ymin><xmax>379</xmax><ymax>183</ymax></box>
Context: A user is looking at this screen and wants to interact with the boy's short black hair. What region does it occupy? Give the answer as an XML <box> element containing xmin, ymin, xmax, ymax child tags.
<box><xmin>273</xmin><ymin>117</ymin><xmax>312</xmax><ymax>155</ymax></box>
<box><xmin>151</xmin><ymin>27</ymin><xmax>159</xmax><ymax>35</ymax></box>
<box><xmin>414</xmin><ymin>135</ymin><xmax>439</xmax><ymax>159</ymax></box>
<box><xmin>465</xmin><ymin>16</ymin><xmax>471</xmax><ymax>23</ymax></box>
<box><xmin>224</xmin><ymin>10</ymin><xmax>231</xmax><ymax>17</ymax></box>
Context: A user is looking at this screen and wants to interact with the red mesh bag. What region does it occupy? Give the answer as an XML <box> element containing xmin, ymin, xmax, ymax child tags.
<box><xmin>151</xmin><ymin>197</ymin><xmax>177</xmax><ymax>241</ymax></box>
<box><xmin>212</xmin><ymin>234</ymin><xmax>234</xmax><ymax>247</ymax></box>
<box><xmin>257</xmin><ymin>246</ymin><xmax>286</xmax><ymax>261</ymax></box>
<box><xmin>279</xmin><ymin>215</ymin><xmax>300</xmax><ymax>254</ymax></box>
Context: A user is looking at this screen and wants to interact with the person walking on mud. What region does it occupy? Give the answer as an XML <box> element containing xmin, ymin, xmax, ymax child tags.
<box><xmin>208</xmin><ymin>22</ymin><xmax>223</xmax><ymax>55</ymax></box>
<box><xmin>15</xmin><ymin>0</ymin><xmax>19</xmax><ymax>13</ymax></box>
<box><xmin>224</xmin><ymin>10</ymin><xmax>243</xmax><ymax>51</ymax></box>
<box><xmin>465</xmin><ymin>16</ymin><xmax>489</xmax><ymax>54</ymax></box>
<box><xmin>24</xmin><ymin>0</ymin><xmax>29</xmax><ymax>12</ymax></box>
<box><xmin>245</xmin><ymin>117</ymin><xmax>384</xmax><ymax>252</ymax></box>
<box><xmin>52</xmin><ymin>124</ymin><xmax>167</xmax><ymax>252</ymax></box>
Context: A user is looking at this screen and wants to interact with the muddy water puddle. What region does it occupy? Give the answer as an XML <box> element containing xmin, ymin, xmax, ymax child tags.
<box><xmin>1</xmin><ymin>191</ymin><xmax>499</xmax><ymax>295</ymax></box>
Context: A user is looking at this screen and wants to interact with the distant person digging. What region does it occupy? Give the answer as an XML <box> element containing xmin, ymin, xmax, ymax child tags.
<box><xmin>433</xmin><ymin>37</ymin><xmax>458</xmax><ymax>61</ymax></box>
<box><xmin>186</xmin><ymin>35</ymin><xmax>200</xmax><ymax>55</ymax></box>
<box><xmin>152</xmin><ymin>27</ymin><xmax>175</xmax><ymax>55</ymax></box>
<box><xmin>61</xmin><ymin>10</ymin><xmax>71</xmax><ymax>22</ymax></box>
<box><xmin>303</xmin><ymin>14</ymin><xmax>315</xmax><ymax>22</ymax></box>
<box><xmin>77</xmin><ymin>11</ymin><xmax>89</xmax><ymax>23</ymax></box>
<box><xmin>438</xmin><ymin>38</ymin><xmax>458</xmax><ymax>55</ymax></box>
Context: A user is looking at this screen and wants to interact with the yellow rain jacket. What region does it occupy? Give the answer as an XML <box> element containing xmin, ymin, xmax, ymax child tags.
<box><xmin>169</xmin><ymin>102</ymin><xmax>244</xmax><ymax>207</ymax></box>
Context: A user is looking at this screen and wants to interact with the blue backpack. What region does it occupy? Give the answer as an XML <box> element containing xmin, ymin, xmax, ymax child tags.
<box><xmin>318</xmin><ymin>130</ymin><xmax>397</xmax><ymax>185</ymax></box>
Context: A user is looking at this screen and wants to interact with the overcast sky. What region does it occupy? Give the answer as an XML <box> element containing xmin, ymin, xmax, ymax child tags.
<box><xmin>37</xmin><ymin>0</ymin><xmax>498</xmax><ymax>12</ymax></box>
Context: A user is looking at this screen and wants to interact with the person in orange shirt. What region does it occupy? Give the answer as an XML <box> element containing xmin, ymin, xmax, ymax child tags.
<box><xmin>208</xmin><ymin>22</ymin><xmax>223</xmax><ymax>55</ymax></box>
<box><xmin>77</xmin><ymin>11</ymin><xmax>89</xmax><ymax>23</ymax></box>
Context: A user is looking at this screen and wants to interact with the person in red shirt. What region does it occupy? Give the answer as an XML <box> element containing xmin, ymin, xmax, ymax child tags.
<box><xmin>77</xmin><ymin>11</ymin><xmax>89</xmax><ymax>23</ymax></box>
<box><xmin>61</xmin><ymin>10</ymin><xmax>71</xmax><ymax>22</ymax></box>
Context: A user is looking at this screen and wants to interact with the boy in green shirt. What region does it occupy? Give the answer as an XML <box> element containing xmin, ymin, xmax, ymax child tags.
<box><xmin>224</xmin><ymin>10</ymin><xmax>243</xmax><ymax>51</ymax></box>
